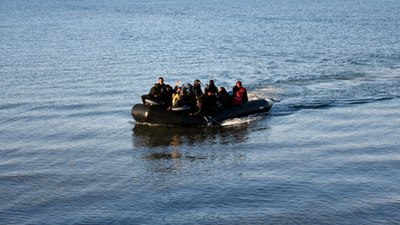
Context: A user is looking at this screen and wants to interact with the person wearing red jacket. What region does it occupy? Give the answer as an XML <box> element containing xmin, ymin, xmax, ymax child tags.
<box><xmin>232</xmin><ymin>80</ymin><xmax>248</xmax><ymax>105</ymax></box>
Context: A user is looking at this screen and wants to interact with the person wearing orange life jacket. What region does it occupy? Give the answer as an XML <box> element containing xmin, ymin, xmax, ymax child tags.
<box><xmin>232</xmin><ymin>80</ymin><xmax>248</xmax><ymax>105</ymax></box>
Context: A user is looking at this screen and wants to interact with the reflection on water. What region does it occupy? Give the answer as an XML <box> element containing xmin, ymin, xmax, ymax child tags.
<box><xmin>131</xmin><ymin>117</ymin><xmax>271</xmax><ymax>173</ymax></box>
<box><xmin>132</xmin><ymin>123</ymin><xmax>253</xmax><ymax>148</ymax></box>
<box><xmin>132</xmin><ymin>122</ymin><xmax>259</xmax><ymax>174</ymax></box>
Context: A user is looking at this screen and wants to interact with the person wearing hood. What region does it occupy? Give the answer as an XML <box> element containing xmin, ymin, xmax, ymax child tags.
<box><xmin>193</xmin><ymin>79</ymin><xmax>203</xmax><ymax>97</ymax></box>
<box><xmin>232</xmin><ymin>80</ymin><xmax>248</xmax><ymax>105</ymax></box>
<box><xmin>204</xmin><ymin>79</ymin><xmax>218</xmax><ymax>95</ymax></box>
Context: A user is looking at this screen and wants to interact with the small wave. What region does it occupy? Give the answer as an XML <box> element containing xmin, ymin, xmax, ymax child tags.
<box><xmin>0</xmin><ymin>102</ymin><xmax>28</xmax><ymax>111</ymax></box>
<box><xmin>292</xmin><ymin>100</ymin><xmax>336</xmax><ymax>110</ymax></box>
<box><xmin>221</xmin><ymin>116</ymin><xmax>259</xmax><ymax>127</ymax></box>
<box><xmin>28</xmin><ymin>102</ymin><xmax>101</xmax><ymax>111</ymax></box>
<box><xmin>342</xmin><ymin>96</ymin><xmax>399</xmax><ymax>105</ymax></box>
<box><xmin>273</xmin><ymin>96</ymin><xmax>400</xmax><ymax>116</ymax></box>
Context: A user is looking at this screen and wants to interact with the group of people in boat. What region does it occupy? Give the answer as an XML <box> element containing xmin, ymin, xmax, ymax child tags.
<box><xmin>141</xmin><ymin>77</ymin><xmax>248</xmax><ymax>116</ymax></box>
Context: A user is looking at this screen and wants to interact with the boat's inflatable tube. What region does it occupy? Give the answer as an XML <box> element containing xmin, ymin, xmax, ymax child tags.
<box><xmin>131</xmin><ymin>98</ymin><xmax>273</xmax><ymax>126</ymax></box>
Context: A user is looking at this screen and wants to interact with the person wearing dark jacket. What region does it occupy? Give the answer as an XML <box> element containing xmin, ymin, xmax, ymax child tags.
<box><xmin>217</xmin><ymin>86</ymin><xmax>231</xmax><ymax>107</ymax></box>
<box><xmin>193</xmin><ymin>79</ymin><xmax>203</xmax><ymax>98</ymax></box>
<box><xmin>141</xmin><ymin>77</ymin><xmax>170</xmax><ymax>106</ymax></box>
<box><xmin>204</xmin><ymin>79</ymin><xmax>218</xmax><ymax>95</ymax></box>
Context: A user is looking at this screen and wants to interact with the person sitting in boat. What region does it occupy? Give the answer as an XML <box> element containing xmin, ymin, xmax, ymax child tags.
<box><xmin>193</xmin><ymin>79</ymin><xmax>203</xmax><ymax>98</ymax></box>
<box><xmin>185</xmin><ymin>83</ymin><xmax>198</xmax><ymax>109</ymax></box>
<box><xmin>232</xmin><ymin>80</ymin><xmax>248</xmax><ymax>105</ymax></box>
<box><xmin>141</xmin><ymin>77</ymin><xmax>170</xmax><ymax>107</ymax></box>
<box><xmin>171</xmin><ymin>86</ymin><xmax>195</xmax><ymax>112</ymax></box>
<box><xmin>205</xmin><ymin>88</ymin><xmax>221</xmax><ymax>112</ymax></box>
<box><xmin>191</xmin><ymin>89</ymin><xmax>221</xmax><ymax>116</ymax></box>
<box><xmin>161</xmin><ymin>84</ymin><xmax>173</xmax><ymax>108</ymax></box>
<box><xmin>191</xmin><ymin>93</ymin><xmax>206</xmax><ymax>116</ymax></box>
<box><xmin>184</xmin><ymin>83</ymin><xmax>194</xmax><ymax>97</ymax></box>
<box><xmin>172</xmin><ymin>85</ymin><xmax>182</xmax><ymax>107</ymax></box>
<box><xmin>204</xmin><ymin>79</ymin><xmax>218</xmax><ymax>95</ymax></box>
<box><xmin>217</xmin><ymin>86</ymin><xmax>231</xmax><ymax>107</ymax></box>
<box><xmin>176</xmin><ymin>88</ymin><xmax>189</xmax><ymax>106</ymax></box>
<box><xmin>205</xmin><ymin>80</ymin><xmax>220</xmax><ymax>109</ymax></box>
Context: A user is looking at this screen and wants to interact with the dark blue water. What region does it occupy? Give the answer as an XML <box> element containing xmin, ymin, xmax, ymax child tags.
<box><xmin>1</xmin><ymin>0</ymin><xmax>399</xmax><ymax>224</ymax></box>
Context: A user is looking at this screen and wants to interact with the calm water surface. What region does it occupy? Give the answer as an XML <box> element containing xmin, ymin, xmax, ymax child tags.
<box><xmin>1</xmin><ymin>0</ymin><xmax>399</xmax><ymax>224</ymax></box>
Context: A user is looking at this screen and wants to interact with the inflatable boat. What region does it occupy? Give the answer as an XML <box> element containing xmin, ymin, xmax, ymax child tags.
<box><xmin>131</xmin><ymin>98</ymin><xmax>273</xmax><ymax>126</ymax></box>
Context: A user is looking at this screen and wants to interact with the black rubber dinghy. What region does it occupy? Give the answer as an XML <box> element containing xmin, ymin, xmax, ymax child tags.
<box><xmin>131</xmin><ymin>98</ymin><xmax>273</xmax><ymax>126</ymax></box>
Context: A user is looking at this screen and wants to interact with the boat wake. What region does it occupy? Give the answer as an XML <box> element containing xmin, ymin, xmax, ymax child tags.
<box><xmin>220</xmin><ymin>116</ymin><xmax>260</xmax><ymax>127</ymax></box>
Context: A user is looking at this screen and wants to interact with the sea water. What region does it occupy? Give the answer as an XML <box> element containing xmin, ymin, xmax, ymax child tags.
<box><xmin>1</xmin><ymin>0</ymin><xmax>399</xmax><ymax>224</ymax></box>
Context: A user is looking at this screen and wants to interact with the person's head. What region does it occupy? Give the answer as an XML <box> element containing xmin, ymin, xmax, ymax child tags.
<box><xmin>185</xmin><ymin>83</ymin><xmax>193</xmax><ymax>95</ymax></box>
<box><xmin>219</xmin><ymin>87</ymin><xmax>226</xmax><ymax>92</ymax></box>
<box><xmin>209</xmin><ymin>80</ymin><xmax>214</xmax><ymax>85</ymax></box>
<box><xmin>180</xmin><ymin>87</ymin><xmax>188</xmax><ymax>95</ymax></box>
<box><xmin>236</xmin><ymin>81</ymin><xmax>242</xmax><ymax>88</ymax></box>
<box><xmin>158</xmin><ymin>77</ymin><xmax>164</xmax><ymax>84</ymax></box>
<box><xmin>194</xmin><ymin>79</ymin><xmax>201</xmax><ymax>86</ymax></box>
